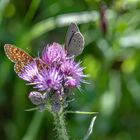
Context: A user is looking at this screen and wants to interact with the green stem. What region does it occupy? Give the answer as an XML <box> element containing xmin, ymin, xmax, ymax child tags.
<box><xmin>53</xmin><ymin>107</ymin><xmax>69</xmax><ymax>140</ymax></box>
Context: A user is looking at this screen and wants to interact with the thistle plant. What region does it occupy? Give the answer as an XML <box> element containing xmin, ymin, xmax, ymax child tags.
<box><xmin>4</xmin><ymin>23</ymin><xmax>97</xmax><ymax>140</ymax></box>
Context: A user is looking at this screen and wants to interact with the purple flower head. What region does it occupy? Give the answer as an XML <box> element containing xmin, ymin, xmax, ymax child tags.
<box><xmin>15</xmin><ymin>42</ymin><xmax>86</xmax><ymax>109</ymax></box>
<box><xmin>61</xmin><ymin>59</ymin><xmax>85</xmax><ymax>88</ymax></box>
<box><xmin>19</xmin><ymin>44</ymin><xmax>85</xmax><ymax>92</ymax></box>
<box><xmin>19</xmin><ymin>61</ymin><xmax>39</xmax><ymax>83</ymax></box>
<box><xmin>42</xmin><ymin>43</ymin><xmax>66</xmax><ymax>65</ymax></box>
<box><xmin>35</xmin><ymin>67</ymin><xmax>63</xmax><ymax>92</ymax></box>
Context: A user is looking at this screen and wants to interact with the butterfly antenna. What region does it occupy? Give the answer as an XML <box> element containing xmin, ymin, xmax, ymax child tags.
<box><xmin>26</xmin><ymin>47</ymin><xmax>30</xmax><ymax>52</ymax></box>
<box><xmin>37</xmin><ymin>51</ymin><xmax>40</xmax><ymax>57</ymax></box>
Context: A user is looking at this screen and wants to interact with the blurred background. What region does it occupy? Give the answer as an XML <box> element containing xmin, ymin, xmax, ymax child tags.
<box><xmin>1</xmin><ymin>0</ymin><xmax>140</xmax><ymax>140</ymax></box>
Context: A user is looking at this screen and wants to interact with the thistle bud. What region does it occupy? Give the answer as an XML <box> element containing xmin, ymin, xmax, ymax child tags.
<box><xmin>52</xmin><ymin>102</ymin><xmax>61</xmax><ymax>113</ymax></box>
<box><xmin>65</xmin><ymin>77</ymin><xmax>76</xmax><ymax>88</ymax></box>
<box><xmin>29</xmin><ymin>91</ymin><xmax>44</xmax><ymax>105</ymax></box>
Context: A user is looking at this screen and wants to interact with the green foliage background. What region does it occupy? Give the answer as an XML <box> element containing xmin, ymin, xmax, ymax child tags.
<box><xmin>0</xmin><ymin>0</ymin><xmax>140</xmax><ymax>139</ymax></box>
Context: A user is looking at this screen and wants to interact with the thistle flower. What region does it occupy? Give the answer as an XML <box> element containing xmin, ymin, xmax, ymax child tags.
<box><xmin>19</xmin><ymin>43</ymin><xmax>86</xmax><ymax>97</ymax></box>
<box><xmin>42</xmin><ymin>43</ymin><xmax>66</xmax><ymax>66</ymax></box>
<box><xmin>7</xmin><ymin>42</ymin><xmax>86</xmax><ymax>110</ymax></box>
<box><xmin>61</xmin><ymin>59</ymin><xmax>85</xmax><ymax>88</ymax></box>
<box><xmin>34</xmin><ymin>67</ymin><xmax>63</xmax><ymax>92</ymax></box>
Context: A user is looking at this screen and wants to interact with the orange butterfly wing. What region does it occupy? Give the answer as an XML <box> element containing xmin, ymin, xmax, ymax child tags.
<box><xmin>4</xmin><ymin>44</ymin><xmax>48</xmax><ymax>75</ymax></box>
<box><xmin>4</xmin><ymin>44</ymin><xmax>34</xmax><ymax>74</ymax></box>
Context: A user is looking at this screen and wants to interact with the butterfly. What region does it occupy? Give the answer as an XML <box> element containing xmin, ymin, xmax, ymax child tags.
<box><xmin>4</xmin><ymin>44</ymin><xmax>47</xmax><ymax>76</ymax></box>
<box><xmin>65</xmin><ymin>23</ymin><xmax>84</xmax><ymax>57</ymax></box>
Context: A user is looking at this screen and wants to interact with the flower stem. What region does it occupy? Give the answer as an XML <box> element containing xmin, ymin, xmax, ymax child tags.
<box><xmin>53</xmin><ymin>106</ymin><xmax>69</xmax><ymax>140</ymax></box>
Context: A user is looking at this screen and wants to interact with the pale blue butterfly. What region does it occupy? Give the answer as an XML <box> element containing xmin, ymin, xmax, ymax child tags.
<box><xmin>65</xmin><ymin>23</ymin><xmax>85</xmax><ymax>57</ymax></box>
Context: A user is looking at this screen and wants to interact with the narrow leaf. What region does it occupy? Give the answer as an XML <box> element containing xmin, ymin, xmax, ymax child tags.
<box><xmin>66</xmin><ymin>111</ymin><xmax>98</xmax><ymax>115</ymax></box>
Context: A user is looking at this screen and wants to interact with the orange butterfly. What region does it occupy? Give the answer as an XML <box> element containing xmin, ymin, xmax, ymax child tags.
<box><xmin>4</xmin><ymin>44</ymin><xmax>47</xmax><ymax>76</ymax></box>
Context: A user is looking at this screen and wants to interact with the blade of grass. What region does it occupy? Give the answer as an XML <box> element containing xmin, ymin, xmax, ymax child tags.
<box><xmin>25</xmin><ymin>107</ymin><xmax>38</xmax><ymax>112</ymax></box>
<box><xmin>22</xmin><ymin>111</ymin><xmax>45</xmax><ymax>140</ymax></box>
<box><xmin>83</xmin><ymin>116</ymin><xmax>97</xmax><ymax>140</ymax></box>
<box><xmin>66</xmin><ymin>111</ymin><xmax>98</xmax><ymax>115</ymax></box>
<box><xmin>24</xmin><ymin>0</ymin><xmax>41</xmax><ymax>24</ymax></box>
